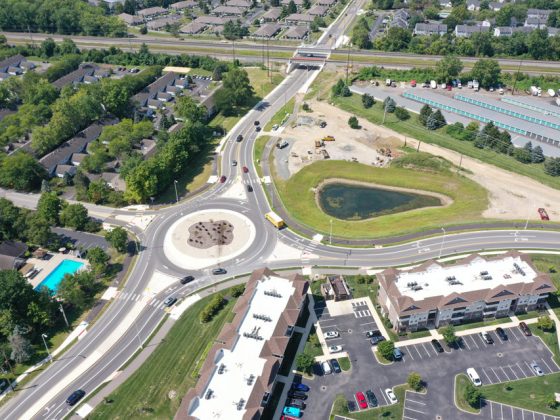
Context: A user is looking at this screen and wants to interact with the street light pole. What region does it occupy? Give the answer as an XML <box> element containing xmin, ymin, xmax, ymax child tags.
<box><xmin>173</xmin><ymin>180</ymin><xmax>179</xmax><ymax>203</ymax></box>
<box><xmin>41</xmin><ymin>334</ymin><xmax>52</xmax><ymax>363</ymax></box>
<box><xmin>438</xmin><ymin>227</ymin><xmax>446</xmax><ymax>260</ymax></box>
<box><xmin>59</xmin><ymin>303</ymin><xmax>69</xmax><ymax>328</ymax></box>
<box><xmin>329</xmin><ymin>219</ymin><xmax>333</xmax><ymax>245</ymax></box>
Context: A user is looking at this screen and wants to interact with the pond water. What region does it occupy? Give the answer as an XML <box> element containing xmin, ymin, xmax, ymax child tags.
<box><xmin>318</xmin><ymin>183</ymin><xmax>442</xmax><ymax>220</ymax></box>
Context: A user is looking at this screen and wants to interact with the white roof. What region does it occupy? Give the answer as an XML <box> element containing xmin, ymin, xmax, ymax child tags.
<box><xmin>190</xmin><ymin>274</ymin><xmax>296</xmax><ymax>419</ymax></box>
<box><xmin>395</xmin><ymin>256</ymin><xmax>537</xmax><ymax>301</ymax></box>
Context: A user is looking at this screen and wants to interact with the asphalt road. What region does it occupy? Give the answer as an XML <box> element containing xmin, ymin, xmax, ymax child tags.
<box><xmin>1</xmin><ymin>3</ymin><xmax>560</xmax><ymax>419</ymax></box>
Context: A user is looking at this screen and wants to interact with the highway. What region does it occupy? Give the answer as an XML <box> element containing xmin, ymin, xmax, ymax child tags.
<box><xmin>1</xmin><ymin>2</ymin><xmax>560</xmax><ymax>419</ymax></box>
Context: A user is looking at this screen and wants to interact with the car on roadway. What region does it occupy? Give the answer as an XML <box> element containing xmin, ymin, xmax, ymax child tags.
<box><xmin>365</xmin><ymin>389</ymin><xmax>378</xmax><ymax>407</ymax></box>
<box><xmin>324</xmin><ymin>331</ymin><xmax>339</xmax><ymax>339</ymax></box>
<box><xmin>519</xmin><ymin>322</ymin><xmax>532</xmax><ymax>336</ymax></box>
<box><xmin>256</xmin><ymin>126</ymin><xmax>261</xmax><ymax>132</ymax></box>
<box><xmin>220</xmin><ymin>175</ymin><xmax>226</xmax><ymax>183</ymax></box>
<box><xmin>254</xmin><ymin>120</ymin><xmax>260</xmax><ymax>126</ymax></box>
<box><xmin>180</xmin><ymin>275</ymin><xmax>194</xmax><ymax>285</ymax></box>
<box><xmin>291</xmin><ymin>383</ymin><xmax>310</xmax><ymax>392</ymax></box>
<box><xmin>236</xmin><ymin>134</ymin><xmax>243</xmax><ymax>142</ymax></box>
<box><xmin>330</xmin><ymin>358</ymin><xmax>341</xmax><ymax>373</ymax></box>
<box><xmin>283</xmin><ymin>406</ymin><xmax>301</xmax><ymax>418</ymax></box>
<box><xmin>247</xmin><ymin>185</ymin><xmax>253</xmax><ymax>192</ymax></box>
<box><xmin>496</xmin><ymin>327</ymin><xmax>508</xmax><ymax>341</ymax></box>
<box><xmin>328</xmin><ymin>345</ymin><xmax>343</xmax><ymax>354</ymax></box>
<box><xmin>370</xmin><ymin>335</ymin><xmax>385</xmax><ymax>345</ymax></box>
<box><xmin>467</xmin><ymin>368</ymin><xmax>482</xmax><ymax>386</ymax></box>
<box><xmin>355</xmin><ymin>391</ymin><xmax>367</xmax><ymax>409</ymax></box>
<box><xmin>431</xmin><ymin>339</ymin><xmax>444</xmax><ymax>353</ymax></box>
<box><xmin>365</xmin><ymin>330</ymin><xmax>380</xmax><ymax>338</ymax></box>
<box><xmin>66</xmin><ymin>389</ymin><xmax>86</xmax><ymax>406</ymax></box>
<box><xmin>480</xmin><ymin>331</ymin><xmax>494</xmax><ymax>344</ymax></box>
<box><xmin>232</xmin><ymin>160</ymin><xmax>237</xmax><ymax>166</ymax></box>
<box><xmin>287</xmin><ymin>390</ymin><xmax>308</xmax><ymax>400</ymax></box>
<box><xmin>385</xmin><ymin>388</ymin><xmax>398</xmax><ymax>404</ymax></box>
<box><xmin>212</xmin><ymin>268</ymin><xmax>227</xmax><ymax>275</ymax></box>
<box><xmin>393</xmin><ymin>347</ymin><xmax>403</xmax><ymax>360</ymax></box>
<box><xmin>272</xmin><ymin>124</ymin><xmax>279</xmax><ymax>130</ymax></box>
<box><xmin>163</xmin><ymin>296</ymin><xmax>177</xmax><ymax>307</ymax></box>
<box><xmin>530</xmin><ymin>361</ymin><xmax>544</xmax><ymax>376</ymax></box>
<box><xmin>242</xmin><ymin>166</ymin><xmax>249</xmax><ymax>173</ymax></box>
<box><xmin>286</xmin><ymin>398</ymin><xmax>305</xmax><ymax>410</ymax></box>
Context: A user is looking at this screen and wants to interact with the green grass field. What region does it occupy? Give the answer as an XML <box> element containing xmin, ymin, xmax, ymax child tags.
<box><xmin>275</xmin><ymin>155</ymin><xmax>489</xmax><ymax>240</ymax></box>
<box><xmin>455</xmin><ymin>374</ymin><xmax>481</xmax><ymax>414</ymax></box>
<box><xmin>334</xmin><ymin>94</ymin><xmax>560</xmax><ymax>190</ymax></box>
<box><xmin>88</xmin><ymin>292</ymin><xmax>237</xmax><ymax>419</ymax></box>
<box><xmin>338</xmin><ymin>357</ymin><xmax>351</xmax><ymax>371</ymax></box>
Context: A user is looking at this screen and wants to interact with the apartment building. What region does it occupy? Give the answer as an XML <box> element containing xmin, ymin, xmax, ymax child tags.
<box><xmin>377</xmin><ymin>252</ymin><xmax>555</xmax><ymax>332</ymax></box>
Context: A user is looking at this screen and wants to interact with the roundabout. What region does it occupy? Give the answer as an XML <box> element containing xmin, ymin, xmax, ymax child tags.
<box><xmin>163</xmin><ymin>209</ymin><xmax>257</xmax><ymax>270</ymax></box>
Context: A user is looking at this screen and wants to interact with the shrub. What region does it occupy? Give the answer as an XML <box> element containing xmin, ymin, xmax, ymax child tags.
<box><xmin>407</xmin><ymin>372</ymin><xmax>423</xmax><ymax>391</ymax></box>
<box><xmin>199</xmin><ymin>294</ymin><xmax>226</xmax><ymax>323</ymax></box>
<box><xmin>362</xmin><ymin>93</ymin><xmax>375</xmax><ymax>108</ymax></box>
<box><xmin>395</xmin><ymin>106</ymin><xmax>410</xmax><ymax>120</ymax></box>
<box><xmin>377</xmin><ymin>340</ymin><xmax>395</xmax><ymax>360</ymax></box>
<box><xmin>464</xmin><ymin>382</ymin><xmax>481</xmax><ymax>407</ymax></box>
<box><xmin>230</xmin><ymin>284</ymin><xmax>246</xmax><ymax>298</ymax></box>
<box><xmin>348</xmin><ymin>116</ymin><xmax>360</xmax><ymax>129</ymax></box>
<box><xmin>536</xmin><ymin>315</ymin><xmax>555</xmax><ymax>331</ymax></box>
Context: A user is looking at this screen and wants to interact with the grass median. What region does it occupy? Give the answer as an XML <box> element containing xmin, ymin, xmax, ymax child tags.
<box><xmin>275</xmin><ymin>155</ymin><xmax>488</xmax><ymax>240</ymax></box>
<box><xmin>88</xmin><ymin>290</ymin><xmax>238</xmax><ymax>419</ymax></box>
<box><xmin>455</xmin><ymin>374</ymin><xmax>481</xmax><ymax>414</ymax></box>
<box><xmin>330</xmin><ymin>385</ymin><xmax>408</xmax><ymax>419</ymax></box>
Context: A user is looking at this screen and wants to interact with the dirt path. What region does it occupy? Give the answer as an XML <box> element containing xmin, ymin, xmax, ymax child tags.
<box><xmin>307</xmin><ymin>100</ymin><xmax>560</xmax><ymax>221</ymax></box>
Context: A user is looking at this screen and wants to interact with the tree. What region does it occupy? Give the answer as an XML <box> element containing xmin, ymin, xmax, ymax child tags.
<box><xmin>377</xmin><ymin>340</ymin><xmax>395</xmax><ymax>360</ymax></box>
<box><xmin>527</xmin><ymin>29</ymin><xmax>550</xmax><ymax>60</ymax></box>
<box><xmin>362</xmin><ymin>93</ymin><xmax>375</xmax><ymax>108</ymax></box>
<box><xmin>435</xmin><ymin>55</ymin><xmax>463</xmax><ymax>83</ymax></box>
<box><xmin>545</xmin><ymin>158</ymin><xmax>560</xmax><ymax>176</ymax></box>
<box><xmin>546</xmin><ymin>394</ymin><xmax>558</xmax><ymax>409</ymax></box>
<box><xmin>348</xmin><ymin>116</ymin><xmax>360</xmax><ymax>129</ymax></box>
<box><xmin>351</xmin><ymin>17</ymin><xmax>372</xmax><ymax>49</ymax></box>
<box><xmin>536</xmin><ymin>315</ymin><xmax>555</xmax><ymax>331</ymax></box>
<box><xmin>419</xmin><ymin>105</ymin><xmax>432</xmax><ymax>126</ymax></box>
<box><xmin>0</xmin><ymin>153</ymin><xmax>47</xmax><ymax>192</ymax></box>
<box><xmin>287</xmin><ymin>0</ymin><xmax>297</xmax><ymax>14</ymax></box>
<box><xmin>87</xmin><ymin>247</ymin><xmax>110</xmax><ymax>275</ymax></box>
<box><xmin>175</xmin><ymin>95</ymin><xmax>207</xmax><ymax>123</ymax></box>
<box><xmin>426</xmin><ymin>110</ymin><xmax>446</xmax><ymax>130</ymax></box>
<box><xmin>395</xmin><ymin>107</ymin><xmax>410</xmax><ymax>121</ymax></box>
<box><xmin>60</xmin><ymin>203</ymin><xmax>89</xmax><ymax>231</ymax></box>
<box><xmin>40</xmin><ymin>180</ymin><xmax>51</xmax><ymax>193</ymax></box>
<box><xmin>9</xmin><ymin>326</ymin><xmax>33</xmax><ymax>364</ymax></box>
<box><xmin>379</xmin><ymin>27</ymin><xmax>411</xmax><ymax>52</ymax></box>
<box><xmin>470</xmin><ymin>59</ymin><xmax>501</xmax><ymax>89</ymax></box>
<box><xmin>531</xmin><ymin>145</ymin><xmax>545</xmax><ymax>163</ymax></box>
<box><xmin>37</xmin><ymin>192</ymin><xmax>62</xmax><ymax>226</ymax></box>
<box><xmin>441</xmin><ymin>325</ymin><xmax>457</xmax><ymax>345</ymax></box>
<box><xmin>0</xmin><ymin>198</ymin><xmax>26</xmax><ymax>241</ymax></box>
<box><xmin>230</xmin><ymin>284</ymin><xmax>245</xmax><ymax>297</ymax></box>
<box><xmin>215</xmin><ymin>67</ymin><xmax>254</xmax><ymax>114</ymax></box>
<box><xmin>464</xmin><ymin>382</ymin><xmax>482</xmax><ymax>407</ymax></box>
<box><xmin>383</xmin><ymin>96</ymin><xmax>396</xmax><ymax>113</ymax></box>
<box><xmin>407</xmin><ymin>372</ymin><xmax>423</xmax><ymax>391</ymax></box>
<box><xmin>41</xmin><ymin>38</ymin><xmax>57</xmax><ymax>58</ymax></box>
<box><xmin>514</xmin><ymin>147</ymin><xmax>532</xmax><ymax>164</ymax></box>
<box><xmin>25</xmin><ymin>214</ymin><xmax>52</xmax><ymax>247</ymax></box>
<box><xmin>296</xmin><ymin>352</ymin><xmax>315</xmax><ymax>373</ymax></box>
<box><xmin>106</xmin><ymin>227</ymin><xmax>128</xmax><ymax>253</ymax></box>
<box><xmin>303</xmin><ymin>0</ymin><xmax>311</xmax><ymax>8</ymax></box>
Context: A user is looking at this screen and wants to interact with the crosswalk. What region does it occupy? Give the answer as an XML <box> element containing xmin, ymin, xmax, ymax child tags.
<box><xmin>115</xmin><ymin>291</ymin><xmax>167</xmax><ymax>311</ymax></box>
<box><xmin>352</xmin><ymin>301</ymin><xmax>372</xmax><ymax>318</ymax></box>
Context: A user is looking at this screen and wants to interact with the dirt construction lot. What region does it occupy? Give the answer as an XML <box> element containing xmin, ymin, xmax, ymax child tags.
<box><xmin>273</xmin><ymin>99</ymin><xmax>560</xmax><ymax>221</ymax></box>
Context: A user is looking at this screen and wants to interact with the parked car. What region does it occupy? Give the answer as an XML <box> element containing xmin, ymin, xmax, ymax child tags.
<box><xmin>242</xmin><ymin>166</ymin><xmax>249</xmax><ymax>173</ymax></box>
<box><xmin>519</xmin><ymin>322</ymin><xmax>532</xmax><ymax>336</ymax></box>
<box><xmin>330</xmin><ymin>359</ymin><xmax>341</xmax><ymax>373</ymax></box>
<box><xmin>66</xmin><ymin>389</ymin><xmax>86</xmax><ymax>406</ymax></box>
<box><xmin>321</xmin><ymin>361</ymin><xmax>332</xmax><ymax>375</ymax></box>
<box><xmin>355</xmin><ymin>391</ymin><xmax>367</xmax><ymax>409</ymax></box>
<box><xmin>219</xmin><ymin>175</ymin><xmax>226</xmax><ymax>183</ymax></box>
<box><xmin>288</xmin><ymin>390</ymin><xmax>308</xmax><ymax>400</ymax></box>
<box><xmin>180</xmin><ymin>275</ymin><xmax>194</xmax><ymax>285</ymax></box>
<box><xmin>480</xmin><ymin>331</ymin><xmax>494</xmax><ymax>344</ymax></box>
<box><xmin>280</xmin><ymin>416</ymin><xmax>297</xmax><ymax>420</ymax></box>
<box><xmin>393</xmin><ymin>347</ymin><xmax>403</xmax><ymax>360</ymax></box>
<box><xmin>319</xmin><ymin>121</ymin><xmax>327</xmax><ymax>128</ymax></box>
<box><xmin>163</xmin><ymin>296</ymin><xmax>177</xmax><ymax>307</ymax></box>
<box><xmin>247</xmin><ymin>185</ymin><xmax>253</xmax><ymax>192</ymax></box>
<box><xmin>324</xmin><ymin>331</ymin><xmax>339</xmax><ymax>339</ymax></box>
<box><xmin>347</xmin><ymin>400</ymin><xmax>357</xmax><ymax>412</ymax></box>
<box><xmin>496</xmin><ymin>327</ymin><xmax>508</xmax><ymax>341</ymax></box>
<box><xmin>212</xmin><ymin>268</ymin><xmax>227</xmax><ymax>275</ymax></box>
<box><xmin>365</xmin><ymin>389</ymin><xmax>378</xmax><ymax>407</ymax></box>
<box><xmin>385</xmin><ymin>388</ymin><xmax>398</xmax><ymax>404</ymax></box>
<box><xmin>370</xmin><ymin>335</ymin><xmax>385</xmax><ymax>345</ymax></box>
<box><xmin>365</xmin><ymin>330</ymin><xmax>380</xmax><ymax>338</ymax></box>
<box><xmin>291</xmin><ymin>383</ymin><xmax>310</xmax><ymax>392</ymax></box>
<box><xmin>530</xmin><ymin>361</ymin><xmax>544</xmax><ymax>376</ymax></box>
<box><xmin>467</xmin><ymin>368</ymin><xmax>482</xmax><ymax>386</ymax></box>
<box><xmin>236</xmin><ymin>134</ymin><xmax>243</xmax><ymax>142</ymax></box>
<box><xmin>232</xmin><ymin>160</ymin><xmax>237</xmax><ymax>166</ymax></box>
<box><xmin>283</xmin><ymin>406</ymin><xmax>301</xmax><ymax>418</ymax></box>
<box><xmin>287</xmin><ymin>398</ymin><xmax>305</xmax><ymax>409</ymax></box>
<box><xmin>329</xmin><ymin>345</ymin><xmax>343</xmax><ymax>354</ymax></box>
<box><xmin>431</xmin><ymin>339</ymin><xmax>444</xmax><ymax>353</ymax></box>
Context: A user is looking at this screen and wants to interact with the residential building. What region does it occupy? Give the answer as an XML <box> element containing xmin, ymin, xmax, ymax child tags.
<box><xmin>281</xmin><ymin>0</ymin><xmax>303</xmax><ymax>5</ymax></box>
<box><xmin>466</xmin><ymin>0</ymin><xmax>480</xmax><ymax>11</ymax></box>
<box><xmin>488</xmin><ymin>2</ymin><xmax>505</xmax><ymax>11</ymax></box>
<box><xmin>283</xmin><ymin>26</ymin><xmax>309</xmax><ymax>39</ymax></box>
<box><xmin>226</xmin><ymin>0</ymin><xmax>252</xmax><ymax>8</ymax></box>
<box><xmin>527</xmin><ymin>8</ymin><xmax>552</xmax><ymax>20</ymax></box>
<box><xmin>101</xmin><ymin>172</ymin><xmax>126</xmax><ymax>191</ymax></box>
<box><xmin>212</xmin><ymin>5</ymin><xmax>244</xmax><ymax>16</ymax></box>
<box><xmin>176</xmin><ymin>268</ymin><xmax>309</xmax><ymax>420</ymax></box>
<box><xmin>413</xmin><ymin>23</ymin><xmax>447</xmax><ymax>36</ymax></box>
<box><xmin>0</xmin><ymin>54</ymin><xmax>35</xmax><ymax>76</ymax></box>
<box><xmin>137</xmin><ymin>6</ymin><xmax>167</xmax><ymax>20</ymax></box>
<box><xmin>180</xmin><ymin>22</ymin><xmax>207</xmax><ymax>34</ymax></box>
<box><xmin>454</xmin><ymin>24</ymin><xmax>490</xmax><ymax>37</ymax></box>
<box><xmin>118</xmin><ymin>13</ymin><xmax>144</xmax><ymax>25</ymax></box>
<box><xmin>493</xmin><ymin>26</ymin><xmax>533</xmax><ymax>37</ymax></box>
<box><xmin>194</xmin><ymin>15</ymin><xmax>236</xmax><ymax>26</ymax></box>
<box><xmin>377</xmin><ymin>252</ymin><xmax>556</xmax><ymax>332</ymax></box>
<box><xmin>285</xmin><ymin>13</ymin><xmax>314</xmax><ymax>25</ymax></box>
<box><xmin>308</xmin><ymin>5</ymin><xmax>328</xmax><ymax>16</ymax></box>
<box><xmin>253</xmin><ymin>23</ymin><xmax>282</xmax><ymax>38</ymax></box>
<box><xmin>52</xmin><ymin>63</ymin><xmax>102</xmax><ymax>89</ymax></box>
<box><xmin>54</xmin><ymin>165</ymin><xmax>77</xmax><ymax>178</ymax></box>
<box><xmin>524</xmin><ymin>17</ymin><xmax>547</xmax><ymax>29</ymax></box>
<box><xmin>262</xmin><ymin>8</ymin><xmax>281</xmax><ymax>22</ymax></box>
<box><xmin>146</xmin><ymin>15</ymin><xmax>181</xmax><ymax>31</ymax></box>
<box><xmin>317</xmin><ymin>0</ymin><xmax>336</xmax><ymax>5</ymax></box>
<box><xmin>0</xmin><ymin>241</ymin><xmax>28</xmax><ymax>270</ymax></box>
<box><xmin>169</xmin><ymin>0</ymin><xmax>197</xmax><ymax>10</ymax></box>
<box><xmin>321</xmin><ymin>275</ymin><xmax>352</xmax><ymax>301</ymax></box>
<box><xmin>132</xmin><ymin>72</ymin><xmax>189</xmax><ymax>115</ymax></box>
<box><xmin>439</xmin><ymin>0</ymin><xmax>452</xmax><ymax>7</ymax></box>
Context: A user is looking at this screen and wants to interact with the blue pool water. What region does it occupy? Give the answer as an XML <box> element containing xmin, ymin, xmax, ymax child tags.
<box><xmin>34</xmin><ymin>260</ymin><xmax>85</xmax><ymax>292</ymax></box>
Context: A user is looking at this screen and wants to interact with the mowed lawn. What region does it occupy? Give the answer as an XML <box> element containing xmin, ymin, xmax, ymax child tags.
<box><xmin>276</xmin><ymin>156</ymin><xmax>488</xmax><ymax>239</ymax></box>
<box><xmin>88</xmin><ymin>294</ymin><xmax>237</xmax><ymax>419</ymax></box>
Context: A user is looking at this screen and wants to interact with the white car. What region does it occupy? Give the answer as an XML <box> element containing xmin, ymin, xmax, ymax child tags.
<box><xmin>467</xmin><ymin>368</ymin><xmax>482</xmax><ymax>386</ymax></box>
<box><xmin>328</xmin><ymin>345</ymin><xmax>343</xmax><ymax>354</ymax></box>
<box><xmin>385</xmin><ymin>388</ymin><xmax>397</xmax><ymax>404</ymax></box>
<box><xmin>530</xmin><ymin>361</ymin><xmax>544</xmax><ymax>376</ymax></box>
<box><xmin>324</xmin><ymin>331</ymin><xmax>339</xmax><ymax>339</ymax></box>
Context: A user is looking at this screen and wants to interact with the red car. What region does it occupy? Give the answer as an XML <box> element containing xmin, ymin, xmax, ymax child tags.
<box><xmin>242</xmin><ymin>166</ymin><xmax>249</xmax><ymax>173</ymax></box>
<box><xmin>219</xmin><ymin>175</ymin><xmax>226</xmax><ymax>183</ymax></box>
<box><xmin>280</xmin><ymin>416</ymin><xmax>297</xmax><ymax>420</ymax></box>
<box><xmin>355</xmin><ymin>391</ymin><xmax>367</xmax><ymax>409</ymax></box>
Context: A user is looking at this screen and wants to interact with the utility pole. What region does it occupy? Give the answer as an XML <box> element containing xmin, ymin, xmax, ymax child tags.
<box><xmin>41</xmin><ymin>334</ymin><xmax>52</xmax><ymax>364</ymax></box>
<box><xmin>345</xmin><ymin>44</ymin><xmax>351</xmax><ymax>85</ymax></box>
<box><xmin>438</xmin><ymin>227</ymin><xmax>446</xmax><ymax>260</ymax></box>
<box><xmin>1</xmin><ymin>350</ymin><xmax>15</xmax><ymax>391</ymax></box>
<box><xmin>59</xmin><ymin>303</ymin><xmax>69</xmax><ymax>328</ymax></box>
<box><xmin>173</xmin><ymin>180</ymin><xmax>179</xmax><ymax>203</ymax></box>
<box><xmin>329</xmin><ymin>219</ymin><xmax>333</xmax><ymax>245</ymax></box>
<box><xmin>512</xmin><ymin>59</ymin><xmax>523</xmax><ymax>95</ymax></box>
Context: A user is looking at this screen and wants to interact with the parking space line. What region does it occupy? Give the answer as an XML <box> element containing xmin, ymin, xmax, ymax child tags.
<box><xmin>508</xmin><ymin>327</ymin><xmax>520</xmax><ymax>341</ymax></box>
<box><xmin>412</xmin><ymin>344</ymin><xmax>423</xmax><ymax>359</ymax></box>
<box><xmin>424</xmin><ymin>342</ymin><xmax>438</xmax><ymax>356</ymax></box>
<box><xmin>467</xmin><ymin>335</ymin><xmax>480</xmax><ymax>350</ymax></box>
<box><xmin>405</xmin><ymin>406</ymin><xmax>427</xmax><ymax>415</ymax></box>
<box><xmin>540</xmin><ymin>357</ymin><xmax>554</xmax><ymax>374</ymax></box>
<box><xmin>481</xmin><ymin>368</ymin><xmax>494</xmax><ymax>384</ymax></box>
<box><xmin>500</xmin><ymin>366</ymin><xmax>512</xmax><ymax>381</ymax></box>
<box><xmin>360</xmin><ymin>321</ymin><xmax>376</xmax><ymax>326</ymax></box>
<box><xmin>462</xmin><ymin>337</ymin><xmax>471</xmax><ymax>351</ymax></box>
<box><xmin>506</xmin><ymin>365</ymin><xmax>519</xmax><ymax>380</ymax></box>
<box><xmin>379</xmin><ymin>388</ymin><xmax>389</xmax><ymax>405</ymax></box>
<box><xmin>516</xmin><ymin>362</ymin><xmax>530</xmax><ymax>378</ymax></box>
<box><xmin>501</xmin><ymin>402</ymin><xmax>504</xmax><ymax>420</ymax></box>
<box><xmin>420</xmin><ymin>343</ymin><xmax>431</xmax><ymax>358</ymax></box>
<box><xmin>511</xmin><ymin>405</ymin><xmax>514</xmax><ymax>420</ymax></box>
<box><xmin>406</xmin><ymin>398</ymin><xmax>426</xmax><ymax>405</ymax></box>
<box><xmin>402</xmin><ymin>416</ymin><xmax>417</xmax><ymax>420</ymax></box>
<box><xmin>490</xmin><ymin>367</ymin><xmax>502</xmax><ymax>383</ymax></box>
<box><xmin>406</xmin><ymin>347</ymin><xmax>415</xmax><ymax>361</ymax></box>
<box><xmin>490</xmin><ymin>401</ymin><xmax>493</xmax><ymax>419</ymax></box>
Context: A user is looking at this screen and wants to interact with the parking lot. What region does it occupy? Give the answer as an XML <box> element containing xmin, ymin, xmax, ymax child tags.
<box><xmin>481</xmin><ymin>400</ymin><xmax>560</xmax><ymax>420</ymax></box>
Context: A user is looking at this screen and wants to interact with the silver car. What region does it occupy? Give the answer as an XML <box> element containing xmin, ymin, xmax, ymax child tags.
<box><xmin>530</xmin><ymin>361</ymin><xmax>544</xmax><ymax>376</ymax></box>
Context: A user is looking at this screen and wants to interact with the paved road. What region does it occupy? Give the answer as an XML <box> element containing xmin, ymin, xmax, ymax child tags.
<box><xmin>1</xmin><ymin>2</ymin><xmax>560</xmax><ymax>419</ymax></box>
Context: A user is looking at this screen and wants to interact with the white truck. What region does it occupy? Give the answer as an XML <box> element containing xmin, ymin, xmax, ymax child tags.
<box><xmin>430</xmin><ymin>80</ymin><xmax>437</xmax><ymax>89</ymax></box>
<box><xmin>473</xmin><ymin>80</ymin><xmax>479</xmax><ymax>91</ymax></box>
<box><xmin>548</xmin><ymin>88</ymin><xmax>556</xmax><ymax>97</ymax></box>
<box><xmin>385</xmin><ymin>78</ymin><xmax>392</xmax><ymax>86</ymax></box>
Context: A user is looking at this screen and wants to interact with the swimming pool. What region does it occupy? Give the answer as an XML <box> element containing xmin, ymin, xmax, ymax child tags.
<box><xmin>34</xmin><ymin>260</ymin><xmax>85</xmax><ymax>292</ymax></box>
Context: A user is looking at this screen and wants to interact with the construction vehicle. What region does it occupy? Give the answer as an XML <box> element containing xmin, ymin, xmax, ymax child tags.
<box><xmin>322</xmin><ymin>135</ymin><xmax>335</xmax><ymax>142</ymax></box>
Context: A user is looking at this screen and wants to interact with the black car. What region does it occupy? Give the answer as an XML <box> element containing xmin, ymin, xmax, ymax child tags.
<box><xmin>180</xmin><ymin>275</ymin><xmax>194</xmax><ymax>285</ymax></box>
<box><xmin>480</xmin><ymin>331</ymin><xmax>494</xmax><ymax>344</ymax></box>
<box><xmin>431</xmin><ymin>339</ymin><xmax>444</xmax><ymax>353</ymax></box>
<box><xmin>212</xmin><ymin>268</ymin><xmax>227</xmax><ymax>275</ymax></box>
<box><xmin>347</xmin><ymin>400</ymin><xmax>357</xmax><ymax>412</ymax></box>
<box><xmin>287</xmin><ymin>390</ymin><xmax>308</xmax><ymax>400</ymax></box>
<box><xmin>370</xmin><ymin>335</ymin><xmax>385</xmax><ymax>345</ymax></box>
<box><xmin>66</xmin><ymin>389</ymin><xmax>86</xmax><ymax>406</ymax></box>
<box><xmin>330</xmin><ymin>359</ymin><xmax>341</xmax><ymax>373</ymax></box>
<box><xmin>254</xmin><ymin>120</ymin><xmax>260</xmax><ymax>126</ymax></box>
<box><xmin>247</xmin><ymin>185</ymin><xmax>253</xmax><ymax>192</ymax></box>
<box><xmin>287</xmin><ymin>398</ymin><xmax>305</xmax><ymax>409</ymax></box>
<box><xmin>365</xmin><ymin>330</ymin><xmax>380</xmax><ymax>338</ymax></box>
<box><xmin>365</xmin><ymin>389</ymin><xmax>378</xmax><ymax>407</ymax></box>
<box><xmin>496</xmin><ymin>327</ymin><xmax>508</xmax><ymax>341</ymax></box>
<box><xmin>319</xmin><ymin>121</ymin><xmax>327</xmax><ymax>128</ymax></box>
<box><xmin>519</xmin><ymin>322</ymin><xmax>532</xmax><ymax>336</ymax></box>
<box><xmin>236</xmin><ymin>134</ymin><xmax>243</xmax><ymax>142</ymax></box>
<box><xmin>255</xmin><ymin>126</ymin><xmax>261</xmax><ymax>132</ymax></box>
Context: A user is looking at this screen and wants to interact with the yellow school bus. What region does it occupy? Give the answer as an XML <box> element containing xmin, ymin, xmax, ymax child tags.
<box><xmin>265</xmin><ymin>211</ymin><xmax>285</xmax><ymax>229</ymax></box>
